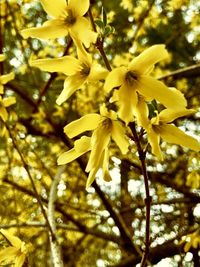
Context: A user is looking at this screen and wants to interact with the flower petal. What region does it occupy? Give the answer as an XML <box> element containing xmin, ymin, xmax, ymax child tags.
<box><xmin>0</xmin><ymin>229</ymin><xmax>22</xmax><ymax>249</ymax></box>
<box><xmin>40</xmin><ymin>0</ymin><xmax>67</xmax><ymax>18</ymax></box>
<box><xmin>64</xmin><ymin>114</ymin><xmax>101</xmax><ymax>138</ymax></box>
<box><xmin>159</xmin><ymin>108</ymin><xmax>195</xmax><ymax>123</ymax></box>
<box><xmin>0</xmin><ymin>84</ymin><xmax>4</xmax><ymax>94</ymax></box>
<box><xmin>86</xmin><ymin>166</ymin><xmax>99</xmax><ymax>189</ymax></box>
<box><xmin>86</xmin><ymin>142</ymin><xmax>108</xmax><ymax>189</ymax></box>
<box><xmin>57</xmin><ymin>149</ymin><xmax>80</xmax><ymax>165</ymax></box>
<box><xmin>0</xmin><ymin>106</ymin><xmax>8</xmax><ymax>121</ymax></box>
<box><xmin>86</xmin><ymin>148</ymin><xmax>112</xmax><ymax>189</ymax></box>
<box><xmin>3</xmin><ymin>97</ymin><xmax>16</xmax><ymax>107</ymax></box>
<box><xmin>100</xmin><ymin>104</ymin><xmax>117</xmax><ymax>120</ymax></box>
<box><xmin>75</xmin><ymin>40</ymin><xmax>92</xmax><ymax>66</ymax></box>
<box><xmin>68</xmin><ymin>0</ymin><xmax>89</xmax><ymax>17</ymax></box>
<box><xmin>30</xmin><ymin>56</ymin><xmax>81</xmax><ymax>75</ymax></box>
<box><xmin>165</xmin><ymin>87</ymin><xmax>187</xmax><ymax>108</ymax></box>
<box><xmin>147</xmin><ymin>127</ymin><xmax>163</xmax><ymax>160</ymax></box>
<box><xmin>111</xmin><ymin>121</ymin><xmax>129</xmax><ymax>154</ymax></box>
<box><xmin>14</xmin><ymin>254</ymin><xmax>26</xmax><ymax>267</ymax></box>
<box><xmin>70</xmin><ymin>17</ymin><xmax>97</xmax><ymax>48</ymax></box>
<box><xmin>133</xmin><ymin>94</ymin><xmax>149</xmax><ymax>129</ymax></box>
<box><xmin>0</xmin><ymin>72</ymin><xmax>15</xmax><ymax>84</ymax></box>
<box><xmin>129</xmin><ymin>45</ymin><xmax>168</xmax><ymax>75</ymax></box>
<box><xmin>57</xmin><ymin>136</ymin><xmax>91</xmax><ymax>165</ymax></box>
<box><xmin>110</xmin><ymin>89</ymin><xmax>119</xmax><ymax>103</ymax></box>
<box><xmin>89</xmin><ymin>63</ymin><xmax>108</xmax><ymax>81</ymax></box>
<box><xmin>86</xmin><ymin>125</ymin><xmax>111</xmax><ymax>173</ymax></box>
<box><xmin>102</xmin><ymin>148</ymin><xmax>112</xmax><ymax>182</ymax></box>
<box><xmin>56</xmin><ymin>75</ymin><xmax>86</xmax><ymax>105</ymax></box>
<box><xmin>137</xmin><ymin>76</ymin><xmax>187</xmax><ymax>109</ymax></box>
<box><xmin>104</xmin><ymin>67</ymin><xmax>126</xmax><ymax>93</ymax></box>
<box><xmin>118</xmin><ymin>84</ymin><xmax>138</xmax><ymax>124</ymax></box>
<box><xmin>74</xmin><ymin>136</ymin><xmax>91</xmax><ymax>152</ymax></box>
<box><xmin>21</xmin><ymin>19</ymin><xmax>68</xmax><ymax>39</ymax></box>
<box><xmin>159</xmin><ymin>124</ymin><xmax>200</xmax><ymax>151</ymax></box>
<box><xmin>0</xmin><ymin>247</ymin><xmax>18</xmax><ymax>262</ymax></box>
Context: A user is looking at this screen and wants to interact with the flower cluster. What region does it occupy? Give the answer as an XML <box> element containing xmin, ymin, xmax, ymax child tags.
<box><xmin>21</xmin><ymin>0</ymin><xmax>200</xmax><ymax>187</ymax></box>
<box><xmin>58</xmin><ymin>104</ymin><xmax>129</xmax><ymax>188</ymax></box>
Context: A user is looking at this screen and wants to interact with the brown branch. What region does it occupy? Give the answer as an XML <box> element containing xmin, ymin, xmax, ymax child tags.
<box><xmin>159</xmin><ymin>63</ymin><xmax>200</xmax><ymax>81</ymax></box>
<box><xmin>129</xmin><ymin>122</ymin><xmax>152</xmax><ymax>267</ymax></box>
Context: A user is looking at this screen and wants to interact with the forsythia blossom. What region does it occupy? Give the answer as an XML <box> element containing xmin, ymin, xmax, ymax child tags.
<box><xmin>135</xmin><ymin>97</ymin><xmax>200</xmax><ymax>160</ymax></box>
<box><xmin>104</xmin><ymin>45</ymin><xmax>187</xmax><ymax>124</ymax></box>
<box><xmin>21</xmin><ymin>0</ymin><xmax>97</xmax><ymax>47</ymax></box>
<box><xmin>0</xmin><ymin>229</ymin><xmax>31</xmax><ymax>267</ymax></box>
<box><xmin>30</xmin><ymin>44</ymin><xmax>108</xmax><ymax>105</ymax></box>
<box><xmin>58</xmin><ymin>104</ymin><xmax>129</xmax><ymax>188</ymax></box>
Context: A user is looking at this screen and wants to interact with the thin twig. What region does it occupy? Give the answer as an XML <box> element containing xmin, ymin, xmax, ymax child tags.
<box><xmin>129</xmin><ymin>122</ymin><xmax>152</xmax><ymax>267</ymax></box>
<box><xmin>4</xmin><ymin>123</ymin><xmax>56</xmax><ymax>240</ymax></box>
<box><xmin>158</xmin><ymin>63</ymin><xmax>200</xmax><ymax>81</ymax></box>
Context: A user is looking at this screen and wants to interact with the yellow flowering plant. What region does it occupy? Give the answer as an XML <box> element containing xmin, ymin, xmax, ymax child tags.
<box><xmin>9</xmin><ymin>1</ymin><xmax>200</xmax><ymax>266</ymax></box>
<box><xmin>22</xmin><ymin>1</ymin><xmax>200</xmax><ymax>189</ymax></box>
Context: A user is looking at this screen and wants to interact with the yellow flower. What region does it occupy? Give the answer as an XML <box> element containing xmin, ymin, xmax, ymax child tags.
<box><xmin>21</xmin><ymin>0</ymin><xmax>97</xmax><ymax>47</ymax></box>
<box><xmin>143</xmin><ymin>108</ymin><xmax>200</xmax><ymax>160</ymax></box>
<box><xmin>0</xmin><ymin>229</ymin><xmax>30</xmax><ymax>267</ymax></box>
<box><xmin>58</xmin><ymin>105</ymin><xmax>129</xmax><ymax>188</ymax></box>
<box><xmin>104</xmin><ymin>45</ymin><xmax>187</xmax><ymax>124</ymax></box>
<box><xmin>30</xmin><ymin>44</ymin><xmax>108</xmax><ymax>105</ymax></box>
<box><xmin>0</xmin><ymin>96</ymin><xmax>16</xmax><ymax>121</ymax></box>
